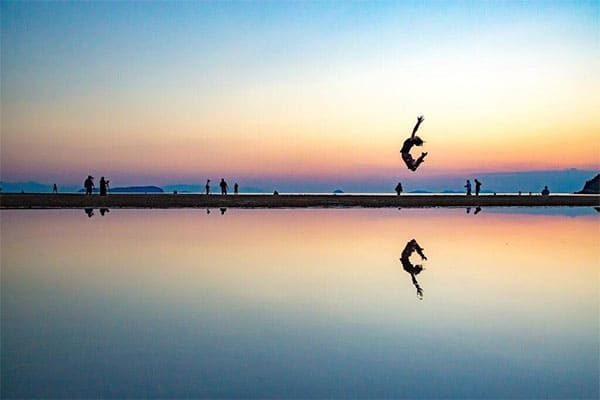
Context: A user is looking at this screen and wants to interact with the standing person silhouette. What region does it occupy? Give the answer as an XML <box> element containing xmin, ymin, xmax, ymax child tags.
<box><xmin>395</xmin><ymin>182</ymin><xmax>403</xmax><ymax>196</ymax></box>
<box><xmin>234</xmin><ymin>183</ymin><xmax>239</xmax><ymax>194</ymax></box>
<box><xmin>84</xmin><ymin>176</ymin><xmax>94</xmax><ymax>195</ymax></box>
<box><xmin>474</xmin><ymin>179</ymin><xmax>482</xmax><ymax>196</ymax></box>
<box><xmin>99</xmin><ymin>177</ymin><xmax>108</xmax><ymax>196</ymax></box>
<box><xmin>400</xmin><ymin>116</ymin><xmax>428</xmax><ymax>171</ymax></box>
<box><xmin>220</xmin><ymin>179</ymin><xmax>228</xmax><ymax>195</ymax></box>
<box><xmin>205</xmin><ymin>179</ymin><xmax>210</xmax><ymax>195</ymax></box>
<box><xmin>465</xmin><ymin>180</ymin><xmax>472</xmax><ymax>196</ymax></box>
<box><xmin>52</xmin><ymin>183</ymin><xmax>58</xmax><ymax>194</ymax></box>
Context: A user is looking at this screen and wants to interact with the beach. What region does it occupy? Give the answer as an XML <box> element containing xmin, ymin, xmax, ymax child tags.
<box><xmin>1</xmin><ymin>193</ymin><xmax>598</xmax><ymax>209</ymax></box>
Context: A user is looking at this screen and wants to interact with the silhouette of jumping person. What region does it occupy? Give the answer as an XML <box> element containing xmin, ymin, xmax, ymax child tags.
<box><xmin>400</xmin><ymin>239</ymin><xmax>427</xmax><ymax>299</ymax></box>
<box><xmin>465</xmin><ymin>180</ymin><xmax>472</xmax><ymax>196</ymax></box>
<box><xmin>220</xmin><ymin>179</ymin><xmax>228</xmax><ymax>195</ymax></box>
<box><xmin>52</xmin><ymin>183</ymin><xmax>58</xmax><ymax>194</ymax></box>
<box><xmin>99</xmin><ymin>177</ymin><xmax>108</xmax><ymax>196</ymax></box>
<box><xmin>395</xmin><ymin>182</ymin><xmax>403</xmax><ymax>196</ymax></box>
<box><xmin>205</xmin><ymin>179</ymin><xmax>210</xmax><ymax>195</ymax></box>
<box><xmin>84</xmin><ymin>176</ymin><xmax>94</xmax><ymax>195</ymax></box>
<box><xmin>474</xmin><ymin>179</ymin><xmax>482</xmax><ymax>196</ymax></box>
<box><xmin>400</xmin><ymin>116</ymin><xmax>428</xmax><ymax>171</ymax></box>
<box><xmin>234</xmin><ymin>183</ymin><xmax>239</xmax><ymax>194</ymax></box>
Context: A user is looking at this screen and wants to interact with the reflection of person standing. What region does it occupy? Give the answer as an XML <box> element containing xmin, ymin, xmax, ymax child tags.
<box><xmin>464</xmin><ymin>180</ymin><xmax>472</xmax><ymax>196</ymax></box>
<box><xmin>474</xmin><ymin>179</ymin><xmax>482</xmax><ymax>196</ymax></box>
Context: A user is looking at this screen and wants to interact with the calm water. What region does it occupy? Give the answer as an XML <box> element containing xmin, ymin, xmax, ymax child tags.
<box><xmin>1</xmin><ymin>209</ymin><xmax>598</xmax><ymax>398</ymax></box>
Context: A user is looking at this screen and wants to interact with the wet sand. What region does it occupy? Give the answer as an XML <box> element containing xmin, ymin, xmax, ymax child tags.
<box><xmin>1</xmin><ymin>193</ymin><xmax>598</xmax><ymax>209</ymax></box>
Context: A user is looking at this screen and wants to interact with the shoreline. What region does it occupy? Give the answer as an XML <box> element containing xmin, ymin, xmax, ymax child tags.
<box><xmin>1</xmin><ymin>193</ymin><xmax>599</xmax><ymax>209</ymax></box>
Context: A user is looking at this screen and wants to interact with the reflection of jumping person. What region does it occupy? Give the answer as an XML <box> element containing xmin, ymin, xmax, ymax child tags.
<box><xmin>400</xmin><ymin>239</ymin><xmax>428</xmax><ymax>299</ymax></box>
<box><xmin>400</xmin><ymin>116</ymin><xmax>428</xmax><ymax>172</ymax></box>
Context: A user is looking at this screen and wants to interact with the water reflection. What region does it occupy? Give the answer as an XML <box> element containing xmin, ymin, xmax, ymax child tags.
<box><xmin>466</xmin><ymin>206</ymin><xmax>482</xmax><ymax>215</ymax></box>
<box><xmin>1</xmin><ymin>209</ymin><xmax>598</xmax><ymax>398</ymax></box>
<box><xmin>400</xmin><ymin>239</ymin><xmax>428</xmax><ymax>299</ymax></box>
<box><xmin>220</xmin><ymin>207</ymin><xmax>227</xmax><ymax>215</ymax></box>
<box><xmin>83</xmin><ymin>208</ymin><xmax>110</xmax><ymax>218</ymax></box>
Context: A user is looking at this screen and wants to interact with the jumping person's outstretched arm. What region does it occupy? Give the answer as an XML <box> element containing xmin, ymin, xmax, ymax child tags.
<box><xmin>411</xmin><ymin>115</ymin><xmax>424</xmax><ymax>138</ymax></box>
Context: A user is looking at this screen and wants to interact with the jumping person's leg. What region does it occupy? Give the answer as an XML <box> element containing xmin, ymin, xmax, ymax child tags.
<box><xmin>401</xmin><ymin>152</ymin><xmax>417</xmax><ymax>171</ymax></box>
<box><xmin>412</xmin><ymin>152</ymin><xmax>428</xmax><ymax>171</ymax></box>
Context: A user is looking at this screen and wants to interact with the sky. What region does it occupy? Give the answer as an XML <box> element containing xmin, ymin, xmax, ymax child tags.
<box><xmin>1</xmin><ymin>1</ymin><xmax>599</xmax><ymax>187</ymax></box>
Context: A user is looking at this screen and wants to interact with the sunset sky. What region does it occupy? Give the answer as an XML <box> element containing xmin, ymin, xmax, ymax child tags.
<box><xmin>1</xmin><ymin>1</ymin><xmax>599</xmax><ymax>187</ymax></box>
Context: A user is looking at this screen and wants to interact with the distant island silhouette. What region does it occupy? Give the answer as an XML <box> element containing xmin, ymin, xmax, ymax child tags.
<box><xmin>77</xmin><ymin>186</ymin><xmax>164</xmax><ymax>193</ymax></box>
<box><xmin>577</xmin><ymin>174</ymin><xmax>600</xmax><ymax>194</ymax></box>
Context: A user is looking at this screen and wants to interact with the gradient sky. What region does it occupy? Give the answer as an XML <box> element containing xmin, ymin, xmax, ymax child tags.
<box><xmin>1</xmin><ymin>1</ymin><xmax>599</xmax><ymax>186</ymax></box>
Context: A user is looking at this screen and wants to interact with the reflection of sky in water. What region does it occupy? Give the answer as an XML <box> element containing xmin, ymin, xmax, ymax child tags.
<box><xmin>1</xmin><ymin>209</ymin><xmax>598</xmax><ymax>398</ymax></box>
<box><xmin>482</xmin><ymin>206</ymin><xmax>600</xmax><ymax>217</ymax></box>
